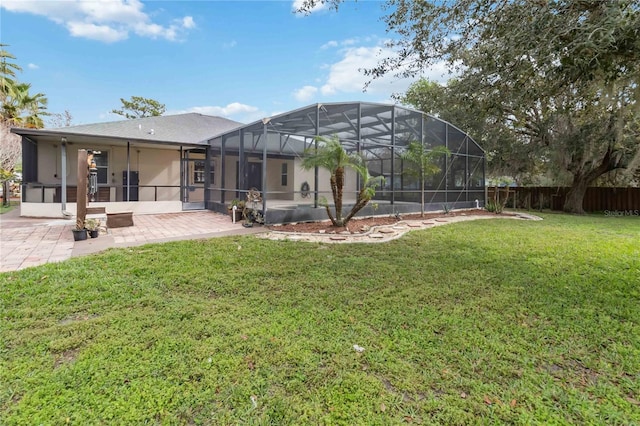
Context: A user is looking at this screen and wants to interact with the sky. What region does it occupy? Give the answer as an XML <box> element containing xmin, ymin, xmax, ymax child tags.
<box><xmin>1</xmin><ymin>0</ymin><xmax>451</xmax><ymax>126</ymax></box>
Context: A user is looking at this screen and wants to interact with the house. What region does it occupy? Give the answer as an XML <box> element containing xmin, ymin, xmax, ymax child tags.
<box><xmin>12</xmin><ymin>102</ymin><xmax>486</xmax><ymax>224</ymax></box>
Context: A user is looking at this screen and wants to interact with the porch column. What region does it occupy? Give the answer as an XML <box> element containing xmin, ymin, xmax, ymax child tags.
<box><xmin>184</xmin><ymin>149</ymin><xmax>190</xmax><ymax>203</ymax></box>
<box><xmin>60</xmin><ymin>138</ymin><xmax>67</xmax><ymax>212</ymax></box>
<box><xmin>220</xmin><ymin>137</ymin><xmax>226</xmax><ymax>203</ymax></box>
<box><xmin>126</xmin><ymin>141</ymin><xmax>131</xmax><ymax>202</ymax></box>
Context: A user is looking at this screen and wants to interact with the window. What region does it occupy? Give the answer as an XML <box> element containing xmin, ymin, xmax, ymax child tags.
<box><xmin>194</xmin><ymin>161</ymin><xmax>205</xmax><ymax>183</ymax></box>
<box><xmin>94</xmin><ymin>151</ymin><xmax>108</xmax><ymax>184</ymax></box>
<box><xmin>281</xmin><ymin>162</ymin><xmax>288</xmax><ymax>186</ymax></box>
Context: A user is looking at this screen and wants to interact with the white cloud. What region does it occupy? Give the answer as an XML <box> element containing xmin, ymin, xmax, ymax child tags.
<box><xmin>319</xmin><ymin>41</ymin><xmax>455</xmax><ymax>97</ymax></box>
<box><xmin>175</xmin><ymin>102</ymin><xmax>266</xmax><ymax>123</ymax></box>
<box><xmin>320</xmin><ymin>40</ymin><xmax>338</xmax><ymax>50</ymax></box>
<box><xmin>0</xmin><ymin>0</ymin><xmax>194</xmax><ymax>43</ymax></box>
<box><xmin>67</xmin><ymin>21</ymin><xmax>128</xmax><ymax>43</ymax></box>
<box><xmin>222</xmin><ymin>40</ymin><xmax>237</xmax><ymax>49</ymax></box>
<box><xmin>293</xmin><ymin>85</ymin><xmax>318</xmax><ymax>102</ymax></box>
<box><xmin>27</xmin><ymin>63</ymin><xmax>39</xmax><ymax>70</ymax></box>
<box><xmin>292</xmin><ymin>0</ymin><xmax>328</xmax><ymax>15</ymax></box>
<box><xmin>181</xmin><ymin>16</ymin><xmax>195</xmax><ymax>29</ymax></box>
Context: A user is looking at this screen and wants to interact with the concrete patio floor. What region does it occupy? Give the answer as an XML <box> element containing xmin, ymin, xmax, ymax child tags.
<box><xmin>0</xmin><ymin>207</ymin><xmax>263</xmax><ymax>272</ymax></box>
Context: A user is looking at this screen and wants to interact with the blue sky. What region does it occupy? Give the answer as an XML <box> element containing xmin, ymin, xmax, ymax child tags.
<box><xmin>2</xmin><ymin>0</ymin><xmax>449</xmax><ymax>126</ymax></box>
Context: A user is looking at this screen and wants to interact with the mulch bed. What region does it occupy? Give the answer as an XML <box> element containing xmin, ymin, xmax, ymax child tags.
<box><xmin>267</xmin><ymin>209</ymin><xmax>499</xmax><ymax>234</ymax></box>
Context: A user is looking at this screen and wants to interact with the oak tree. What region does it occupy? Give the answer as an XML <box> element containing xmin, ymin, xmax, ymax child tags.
<box><xmin>299</xmin><ymin>0</ymin><xmax>640</xmax><ymax>213</ymax></box>
<box><xmin>111</xmin><ymin>96</ymin><xmax>165</xmax><ymax>119</ymax></box>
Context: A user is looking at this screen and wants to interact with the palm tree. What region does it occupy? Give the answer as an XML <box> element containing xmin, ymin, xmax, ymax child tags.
<box><xmin>301</xmin><ymin>136</ymin><xmax>384</xmax><ymax>226</ymax></box>
<box><xmin>1</xmin><ymin>82</ymin><xmax>48</xmax><ymax>128</ymax></box>
<box><xmin>401</xmin><ymin>141</ymin><xmax>450</xmax><ymax>217</ymax></box>
<box><xmin>0</xmin><ymin>45</ymin><xmax>48</xmax><ymax>206</ymax></box>
<box><xmin>0</xmin><ymin>44</ymin><xmax>22</xmax><ymax>104</ymax></box>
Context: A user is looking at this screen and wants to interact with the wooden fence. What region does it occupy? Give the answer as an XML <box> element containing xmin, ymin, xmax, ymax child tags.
<box><xmin>487</xmin><ymin>187</ymin><xmax>640</xmax><ymax>212</ymax></box>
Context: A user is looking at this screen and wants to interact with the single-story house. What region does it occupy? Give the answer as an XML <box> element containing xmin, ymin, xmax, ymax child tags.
<box><xmin>12</xmin><ymin>102</ymin><xmax>486</xmax><ymax>224</ymax></box>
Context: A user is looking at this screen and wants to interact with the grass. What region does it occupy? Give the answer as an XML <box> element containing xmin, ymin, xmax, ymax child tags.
<box><xmin>1</xmin><ymin>213</ymin><xmax>639</xmax><ymax>424</ymax></box>
<box><xmin>0</xmin><ymin>200</ymin><xmax>18</xmax><ymax>214</ymax></box>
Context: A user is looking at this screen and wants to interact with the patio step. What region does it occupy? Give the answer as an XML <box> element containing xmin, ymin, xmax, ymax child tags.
<box><xmin>87</xmin><ymin>207</ymin><xmax>106</xmax><ymax>215</ymax></box>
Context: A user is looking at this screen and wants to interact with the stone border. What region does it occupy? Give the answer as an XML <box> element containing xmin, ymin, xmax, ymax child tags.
<box><xmin>259</xmin><ymin>212</ymin><xmax>542</xmax><ymax>244</ymax></box>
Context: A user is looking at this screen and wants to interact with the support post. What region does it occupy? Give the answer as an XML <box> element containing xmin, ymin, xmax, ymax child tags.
<box><xmin>76</xmin><ymin>149</ymin><xmax>88</xmax><ymax>229</ymax></box>
<box><xmin>391</xmin><ymin>106</ymin><xmax>396</xmax><ymax>205</ymax></box>
<box><xmin>204</xmin><ymin>144</ymin><xmax>212</xmax><ymax>208</ymax></box>
<box><xmin>126</xmin><ymin>141</ymin><xmax>131</xmax><ymax>202</ymax></box>
<box><xmin>239</xmin><ymin>130</ymin><xmax>245</xmax><ymax>198</ymax></box>
<box><xmin>262</xmin><ymin>120</ymin><xmax>268</xmax><ymax>215</ymax></box>
<box><xmin>61</xmin><ymin>138</ymin><xmax>67</xmax><ymax>212</ymax></box>
<box><xmin>314</xmin><ymin>105</ymin><xmax>320</xmax><ymax>208</ymax></box>
<box><xmin>221</xmin><ymin>137</ymin><xmax>226</xmax><ymax>203</ymax></box>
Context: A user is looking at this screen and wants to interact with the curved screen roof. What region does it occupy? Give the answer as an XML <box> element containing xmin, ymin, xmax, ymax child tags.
<box><xmin>212</xmin><ymin>102</ymin><xmax>484</xmax><ymax>157</ymax></box>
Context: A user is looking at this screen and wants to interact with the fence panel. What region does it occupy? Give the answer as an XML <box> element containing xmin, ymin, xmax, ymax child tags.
<box><xmin>487</xmin><ymin>187</ymin><xmax>640</xmax><ymax>212</ymax></box>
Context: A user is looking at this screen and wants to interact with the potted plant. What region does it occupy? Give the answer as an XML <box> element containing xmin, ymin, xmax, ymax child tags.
<box><xmin>85</xmin><ymin>218</ymin><xmax>101</xmax><ymax>238</ymax></box>
<box><xmin>227</xmin><ymin>199</ymin><xmax>245</xmax><ymax>222</ymax></box>
<box><xmin>71</xmin><ymin>221</ymin><xmax>87</xmax><ymax>241</ymax></box>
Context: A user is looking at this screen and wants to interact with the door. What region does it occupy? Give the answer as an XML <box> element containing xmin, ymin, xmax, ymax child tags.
<box><xmin>247</xmin><ymin>162</ymin><xmax>262</xmax><ymax>191</ymax></box>
<box><xmin>236</xmin><ymin>161</ymin><xmax>263</xmax><ymax>198</ymax></box>
<box><xmin>123</xmin><ymin>171</ymin><xmax>139</xmax><ymax>201</ymax></box>
<box><xmin>181</xmin><ymin>150</ymin><xmax>206</xmax><ymax>210</ymax></box>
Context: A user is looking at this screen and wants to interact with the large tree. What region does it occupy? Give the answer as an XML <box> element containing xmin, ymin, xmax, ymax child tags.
<box><xmin>299</xmin><ymin>0</ymin><xmax>640</xmax><ymax>213</ymax></box>
<box><xmin>47</xmin><ymin>110</ymin><xmax>73</xmax><ymax>128</ymax></box>
<box><xmin>111</xmin><ymin>96</ymin><xmax>165</xmax><ymax>119</ymax></box>
<box><xmin>400</xmin><ymin>79</ymin><xmax>535</xmax><ymax>183</ymax></box>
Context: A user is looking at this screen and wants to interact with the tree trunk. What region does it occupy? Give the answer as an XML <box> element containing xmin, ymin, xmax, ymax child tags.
<box><xmin>563</xmin><ymin>176</ymin><xmax>589</xmax><ymax>214</ymax></box>
<box><xmin>2</xmin><ymin>181</ymin><xmax>10</xmax><ymax>207</ymax></box>
<box><xmin>563</xmin><ymin>146</ymin><xmax>625</xmax><ymax>214</ymax></box>
<box><xmin>334</xmin><ymin>167</ymin><xmax>344</xmax><ymax>225</ymax></box>
<box><xmin>343</xmin><ymin>189</ymin><xmax>370</xmax><ymax>225</ymax></box>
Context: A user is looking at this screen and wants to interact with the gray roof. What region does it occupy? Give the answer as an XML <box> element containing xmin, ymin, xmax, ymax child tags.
<box><xmin>12</xmin><ymin>113</ymin><xmax>244</xmax><ymax>145</ymax></box>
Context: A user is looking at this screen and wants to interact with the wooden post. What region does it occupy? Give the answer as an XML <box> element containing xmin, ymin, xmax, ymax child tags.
<box><xmin>539</xmin><ymin>192</ymin><xmax>543</xmax><ymax>211</ymax></box>
<box><xmin>76</xmin><ymin>149</ymin><xmax>88</xmax><ymax>229</ymax></box>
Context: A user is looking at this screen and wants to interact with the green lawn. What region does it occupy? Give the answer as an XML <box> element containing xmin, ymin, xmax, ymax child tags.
<box><xmin>1</xmin><ymin>213</ymin><xmax>638</xmax><ymax>425</ymax></box>
<box><xmin>0</xmin><ymin>200</ymin><xmax>18</xmax><ymax>214</ymax></box>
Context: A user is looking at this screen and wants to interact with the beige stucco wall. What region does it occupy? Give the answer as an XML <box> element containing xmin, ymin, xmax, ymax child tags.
<box><xmin>20</xmin><ymin>201</ymin><xmax>183</xmax><ymax>218</ymax></box>
<box><xmin>214</xmin><ymin>155</ymin><xmax>358</xmax><ymax>205</ymax></box>
<box><xmin>292</xmin><ymin>158</ymin><xmax>358</xmax><ymax>203</ymax></box>
<box><xmin>216</xmin><ymin>156</ymin><xmax>296</xmax><ymax>203</ymax></box>
<box><xmin>266</xmin><ymin>159</ymin><xmax>294</xmax><ymax>200</ymax></box>
<box><xmin>32</xmin><ymin>141</ymin><xmax>184</xmax><ymax>202</ymax></box>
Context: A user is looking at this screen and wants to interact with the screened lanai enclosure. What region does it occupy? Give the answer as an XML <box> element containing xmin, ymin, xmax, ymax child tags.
<box><xmin>207</xmin><ymin>102</ymin><xmax>485</xmax><ymax>224</ymax></box>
